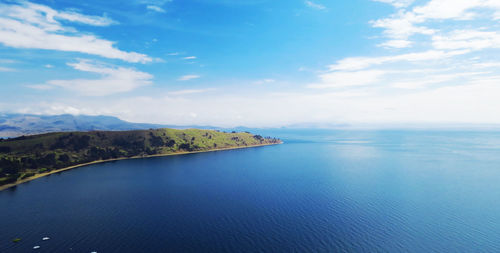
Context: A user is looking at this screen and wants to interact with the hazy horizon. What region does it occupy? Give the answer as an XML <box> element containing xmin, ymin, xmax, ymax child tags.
<box><xmin>5</xmin><ymin>112</ymin><xmax>500</xmax><ymax>130</ymax></box>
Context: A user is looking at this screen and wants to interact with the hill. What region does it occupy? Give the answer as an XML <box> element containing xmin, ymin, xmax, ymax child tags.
<box><xmin>0</xmin><ymin>128</ymin><xmax>281</xmax><ymax>188</ymax></box>
<box><xmin>0</xmin><ymin>114</ymin><xmax>171</xmax><ymax>138</ymax></box>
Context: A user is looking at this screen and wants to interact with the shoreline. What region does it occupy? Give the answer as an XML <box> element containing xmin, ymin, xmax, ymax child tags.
<box><xmin>0</xmin><ymin>142</ymin><xmax>282</xmax><ymax>192</ymax></box>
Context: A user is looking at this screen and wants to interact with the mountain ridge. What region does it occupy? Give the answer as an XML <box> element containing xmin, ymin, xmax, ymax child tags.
<box><xmin>0</xmin><ymin>113</ymin><xmax>218</xmax><ymax>137</ymax></box>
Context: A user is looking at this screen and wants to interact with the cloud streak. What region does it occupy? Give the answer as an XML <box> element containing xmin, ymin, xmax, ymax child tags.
<box><xmin>0</xmin><ymin>1</ymin><xmax>151</xmax><ymax>63</ymax></box>
<box><xmin>372</xmin><ymin>0</ymin><xmax>500</xmax><ymax>48</ymax></box>
<box><xmin>309</xmin><ymin>70</ymin><xmax>386</xmax><ymax>89</ymax></box>
<box><xmin>32</xmin><ymin>59</ymin><xmax>153</xmax><ymax>96</ymax></box>
<box><xmin>328</xmin><ymin>50</ymin><xmax>468</xmax><ymax>71</ymax></box>
<box><xmin>254</xmin><ymin>79</ymin><xmax>275</xmax><ymax>84</ymax></box>
<box><xmin>168</xmin><ymin>89</ymin><xmax>214</xmax><ymax>95</ymax></box>
<box><xmin>146</xmin><ymin>5</ymin><xmax>166</xmax><ymax>13</ymax></box>
<box><xmin>178</xmin><ymin>75</ymin><xmax>200</xmax><ymax>81</ymax></box>
<box><xmin>373</xmin><ymin>0</ymin><xmax>415</xmax><ymax>8</ymax></box>
<box><xmin>0</xmin><ymin>66</ymin><xmax>15</xmax><ymax>72</ymax></box>
<box><xmin>305</xmin><ymin>1</ymin><xmax>326</xmax><ymax>10</ymax></box>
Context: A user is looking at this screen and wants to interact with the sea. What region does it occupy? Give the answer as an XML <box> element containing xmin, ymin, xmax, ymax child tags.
<box><xmin>1</xmin><ymin>129</ymin><xmax>500</xmax><ymax>252</ymax></box>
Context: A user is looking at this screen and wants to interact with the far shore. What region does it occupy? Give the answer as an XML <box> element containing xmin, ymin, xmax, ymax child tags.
<box><xmin>0</xmin><ymin>142</ymin><xmax>282</xmax><ymax>192</ymax></box>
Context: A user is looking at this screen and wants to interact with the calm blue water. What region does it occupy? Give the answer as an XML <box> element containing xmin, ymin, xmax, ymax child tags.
<box><xmin>2</xmin><ymin>130</ymin><xmax>500</xmax><ymax>252</ymax></box>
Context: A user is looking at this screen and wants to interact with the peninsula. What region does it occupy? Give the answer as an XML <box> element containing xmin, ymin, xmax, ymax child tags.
<box><xmin>0</xmin><ymin>128</ymin><xmax>281</xmax><ymax>190</ymax></box>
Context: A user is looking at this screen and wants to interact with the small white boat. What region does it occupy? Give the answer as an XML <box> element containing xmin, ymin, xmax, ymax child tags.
<box><xmin>33</xmin><ymin>245</ymin><xmax>40</xmax><ymax>249</ymax></box>
<box><xmin>42</xmin><ymin>237</ymin><xmax>50</xmax><ymax>241</ymax></box>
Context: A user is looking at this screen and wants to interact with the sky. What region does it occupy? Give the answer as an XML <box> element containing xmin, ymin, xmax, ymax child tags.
<box><xmin>1</xmin><ymin>0</ymin><xmax>500</xmax><ymax>127</ymax></box>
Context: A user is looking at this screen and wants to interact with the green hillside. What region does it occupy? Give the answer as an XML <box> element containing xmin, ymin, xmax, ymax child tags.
<box><xmin>0</xmin><ymin>128</ymin><xmax>281</xmax><ymax>187</ymax></box>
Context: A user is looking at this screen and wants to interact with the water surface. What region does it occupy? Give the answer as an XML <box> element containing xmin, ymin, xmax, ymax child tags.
<box><xmin>1</xmin><ymin>130</ymin><xmax>500</xmax><ymax>252</ymax></box>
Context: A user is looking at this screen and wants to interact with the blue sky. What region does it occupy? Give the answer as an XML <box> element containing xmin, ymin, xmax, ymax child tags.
<box><xmin>1</xmin><ymin>0</ymin><xmax>500</xmax><ymax>127</ymax></box>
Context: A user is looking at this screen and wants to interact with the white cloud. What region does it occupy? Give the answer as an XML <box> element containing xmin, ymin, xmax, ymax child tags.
<box><xmin>182</xmin><ymin>56</ymin><xmax>197</xmax><ymax>60</ymax></box>
<box><xmin>138</xmin><ymin>0</ymin><xmax>171</xmax><ymax>13</ymax></box>
<box><xmin>53</xmin><ymin>10</ymin><xmax>116</xmax><ymax>26</ymax></box>
<box><xmin>328</xmin><ymin>50</ymin><xmax>467</xmax><ymax>71</ymax></box>
<box><xmin>2</xmin><ymin>2</ymin><xmax>116</xmax><ymax>27</ymax></box>
<box><xmin>371</xmin><ymin>12</ymin><xmax>435</xmax><ymax>40</ymax></box>
<box><xmin>168</xmin><ymin>89</ymin><xmax>213</xmax><ymax>95</ymax></box>
<box><xmin>411</xmin><ymin>0</ymin><xmax>482</xmax><ymax>20</ymax></box>
<box><xmin>254</xmin><ymin>79</ymin><xmax>275</xmax><ymax>84</ymax></box>
<box><xmin>137</xmin><ymin>0</ymin><xmax>172</xmax><ymax>5</ymax></box>
<box><xmin>44</xmin><ymin>64</ymin><xmax>54</xmax><ymax>68</ymax></box>
<box><xmin>372</xmin><ymin>0</ymin><xmax>500</xmax><ymax>46</ymax></box>
<box><xmin>432</xmin><ymin>30</ymin><xmax>500</xmax><ymax>51</ymax></box>
<box><xmin>0</xmin><ymin>2</ymin><xmax>151</xmax><ymax>63</ymax></box>
<box><xmin>178</xmin><ymin>75</ymin><xmax>200</xmax><ymax>81</ymax></box>
<box><xmin>305</xmin><ymin>1</ymin><xmax>326</xmax><ymax>10</ymax></box>
<box><xmin>32</xmin><ymin>105</ymin><xmax>83</xmax><ymax>115</ymax></box>
<box><xmin>391</xmin><ymin>72</ymin><xmax>487</xmax><ymax>89</ymax></box>
<box><xmin>27</xmin><ymin>84</ymin><xmax>54</xmax><ymax>90</ymax></box>
<box><xmin>378</xmin><ymin>39</ymin><xmax>412</xmax><ymax>48</ymax></box>
<box><xmin>16</xmin><ymin>76</ymin><xmax>500</xmax><ymax>127</ymax></box>
<box><xmin>0</xmin><ymin>66</ymin><xmax>15</xmax><ymax>72</ymax></box>
<box><xmin>373</xmin><ymin>0</ymin><xmax>415</xmax><ymax>8</ymax></box>
<box><xmin>472</xmin><ymin>62</ymin><xmax>500</xmax><ymax>68</ymax></box>
<box><xmin>308</xmin><ymin>70</ymin><xmax>386</xmax><ymax>89</ymax></box>
<box><xmin>0</xmin><ymin>59</ymin><xmax>17</xmax><ymax>63</ymax></box>
<box><xmin>34</xmin><ymin>59</ymin><xmax>153</xmax><ymax>96</ymax></box>
<box><xmin>146</xmin><ymin>5</ymin><xmax>166</xmax><ymax>13</ymax></box>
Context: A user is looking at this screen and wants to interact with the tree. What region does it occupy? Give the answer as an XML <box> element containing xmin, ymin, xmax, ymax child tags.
<box><xmin>71</xmin><ymin>135</ymin><xmax>91</xmax><ymax>151</ymax></box>
<box><xmin>253</xmin><ymin>135</ymin><xmax>263</xmax><ymax>141</ymax></box>
<box><xmin>58</xmin><ymin>154</ymin><xmax>70</xmax><ymax>163</ymax></box>
<box><xmin>165</xmin><ymin>139</ymin><xmax>176</xmax><ymax>147</ymax></box>
<box><xmin>38</xmin><ymin>153</ymin><xmax>56</xmax><ymax>167</ymax></box>
<box><xmin>149</xmin><ymin>135</ymin><xmax>164</xmax><ymax>147</ymax></box>
<box><xmin>178</xmin><ymin>143</ymin><xmax>193</xmax><ymax>151</ymax></box>
<box><xmin>0</xmin><ymin>158</ymin><xmax>21</xmax><ymax>174</ymax></box>
<box><xmin>0</xmin><ymin>146</ymin><xmax>11</xmax><ymax>153</ymax></box>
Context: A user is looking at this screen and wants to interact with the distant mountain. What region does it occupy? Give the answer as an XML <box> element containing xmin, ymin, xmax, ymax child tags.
<box><xmin>0</xmin><ymin>114</ymin><xmax>171</xmax><ymax>137</ymax></box>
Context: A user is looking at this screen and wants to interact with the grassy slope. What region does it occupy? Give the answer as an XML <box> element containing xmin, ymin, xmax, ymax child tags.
<box><xmin>0</xmin><ymin>128</ymin><xmax>281</xmax><ymax>186</ymax></box>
